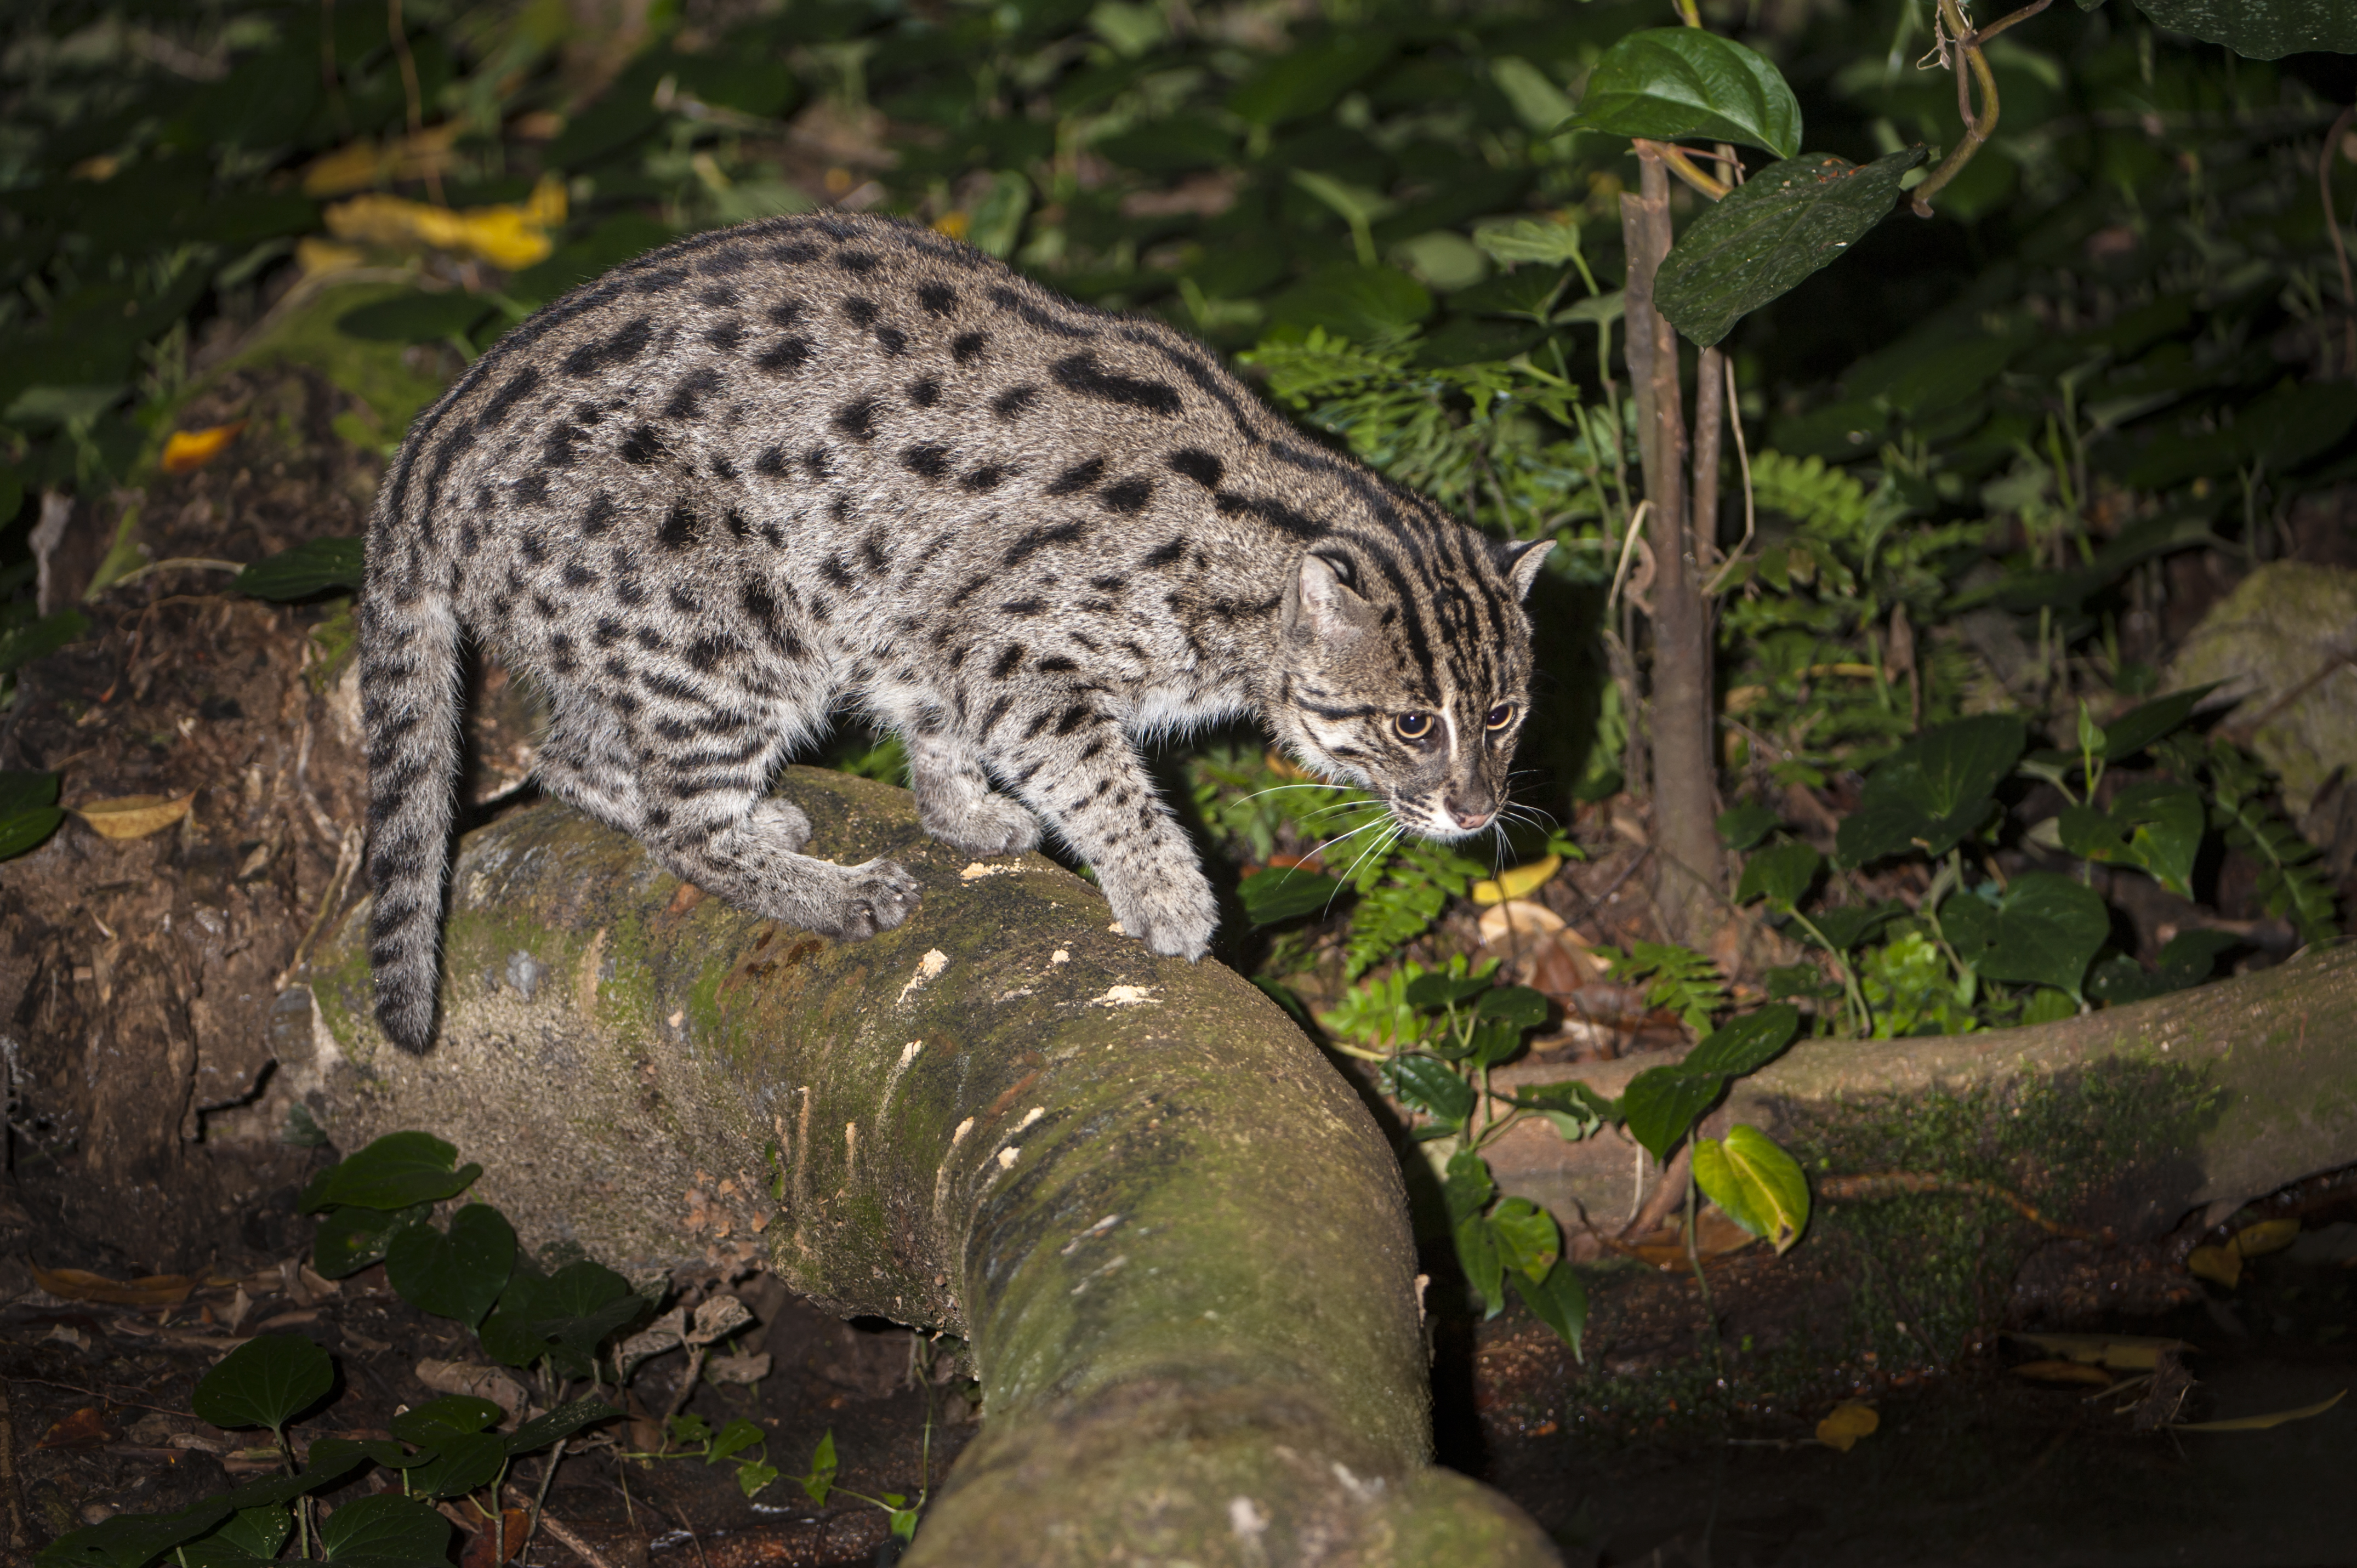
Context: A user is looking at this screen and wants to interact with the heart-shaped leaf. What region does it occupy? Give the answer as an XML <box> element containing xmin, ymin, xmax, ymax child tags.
<box><xmin>1945</xmin><ymin>873</ymin><xmax>2110</xmax><ymax>1000</ymax></box>
<box><xmin>311</xmin><ymin>1201</ymin><xmax>428</xmax><ymax>1279</ymax></box>
<box><xmin>1454</xmin><ymin>1212</ymin><xmax>1505</xmax><ymax>1318</ymax></box>
<box><xmin>1657</xmin><ymin>147</ymin><xmax>1928</xmax><ymax>349</ymax></box>
<box><xmin>1622</xmin><ymin>1064</ymin><xmax>1727</xmax><ymax>1160</ymax></box>
<box><xmin>385</xmin><ymin>1202</ymin><xmax>516</xmax><ymax>1326</ymax></box>
<box><xmin>316</xmin><ymin>1492</ymin><xmax>454</xmax><ymax>1566</ymax></box>
<box><xmin>1488</xmin><ymin>1197</ymin><xmax>1562</xmax><ymax>1279</ymax></box>
<box><xmin>300</xmin><ymin>1131</ymin><xmax>481</xmax><ymax>1213</ymax></box>
<box><xmin>1736</xmin><ymin>841</ymin><xmax>1821</xmax><ymax>910</ymax></box>
<box><xmin>2094</xmin><ymin>684</ymin><xmax>2219</xmax><ymax>760</ymax></box>
<box><xmin>1565</xmin><ymin>28</ymin><xmax>1802</xmax><ymax>158</ymax></box>
<box><xmin>1508</xmin><ymin>1261</ymin><xmax>1589</xmax><ymax>1358</ymax></box>
<box><xmin>1837</xmin><ymin>715</ymin><xmax>2025</xmax><ymax>866</ymax></box>
<box><xmin>403</xmin><ymin>1432</ymin><xmax>508</xmax><ymax>1499</ymax></box>
<box><xmin>1684</xmin><ymin>1005</ymin><xmax>1801</xmax><ymax>1078</ymax></box>
<box><xmin>191</xmin><ymin>1333</ymin><xmax>334</xmax><ymax>1433</ymax></box>
<box><xmin>388</xmin><ymin>1395</ymin><xmax>505</xmax><ymax>1446</ymax></box>
<box><xmin>1693</xmin><ymin>1125</ymin><xmax>1811</xmax><ymax>1252</ymax></box>
<box><xmin>1716</xmin><ymin>800</ymin><xmax>1783</xmax><ymax>852</ymax></box>
<box><xmin>1473</xmin><ymin>985</ymin><xmax>1551</xmax><ymax>1032</ymax></box>
<box><xmin>1405</xmin><ymin>972</ymin><xmax>1491</xmax><ymax>1009</ymax></box>
<box><xmin>1442</xmin><ymin>1148</ymin><xmax>1496</xmax><ymax>1224</ymax></box>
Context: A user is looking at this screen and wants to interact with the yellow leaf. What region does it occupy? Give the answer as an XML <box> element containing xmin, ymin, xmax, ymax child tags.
<box><xmin>2173</xmin><ymin>1388</ymin><xmax>2345</xmax><ymax>1432</ymax></box>
<box><xmin>2009</xmin><ymin>1358</ymin><xmax>2113</xmax><ymax>1387</ymax></box>
<box><xmin>1815</xmin><ymin>1401</ymin><xmax>1878</xmax><ymax>1451</ymax></box>
<box><xmin>160</xmin><ymin>421</ymin><xmax>247</xmax><ymax>474</ymax></box>
<box><xmin>1472</xmin><ymin>853</ymin><xmax>1561</xmax><ymax>906</ymax></box>
<box><xmin>933</xmin><ymin>210</ymin><xmax>971</xmax><ymax>240</ymax></box>
<box><xmin>301</xmin><ymin>138</ymin><xmax>390</xmax><ymax>198</ymax></box>
<box><xmin>297</xmin><ymin>237</ymin><xmax>367</xmax><ymax>277</ymax></box>
<box><xmin>72</xmin><ymin>792</ymin><xmax>195</xmax><ymax>840</ymax></box>
<box><xmin>2188</xmin><ymin>1242</ymin><xmax>2241</xmax><ymax>1289</ymax></box>
<box><xmin>2003</xmin><ymin>1331</ymin><xmax>2191</xmax><ymax>1371</ymax></box>
<box><xmin>2233</xmin><ymin>1218</ymin><xmax>2299</xmax><ymax>1258</ymax></box>
<box><xmin>324</xmin><ymin>174</ymin><xmax>566</xmax><ymax>269</ymax></box>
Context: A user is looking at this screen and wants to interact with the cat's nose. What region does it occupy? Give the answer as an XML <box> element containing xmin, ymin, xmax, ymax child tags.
<box><xmin>1443</xmin><ymin>794</ymin><xmax>1494</xmax><ymax>831</ymax></box>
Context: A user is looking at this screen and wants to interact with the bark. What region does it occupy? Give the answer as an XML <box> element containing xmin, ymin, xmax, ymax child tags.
<box><xmin>1619</xmin><ymin>147</ymin><xmax>1721</xmax><ymax>945</ymax></box>
<box><xmin>1483</xmin><ymin>944</ymin><xmax>2357</xmax><ymax>1244</ymax></box>
<box><xmin>287</xmin><ymin>768</ymin><xmax>1557</xmax><ymax>1566</ymax></box>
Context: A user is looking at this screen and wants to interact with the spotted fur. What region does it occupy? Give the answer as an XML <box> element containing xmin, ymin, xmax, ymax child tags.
<box><xmin>361</xmin><ymin>213</ymin><xmax>1550</xmax><ymax>1052</ymax></box>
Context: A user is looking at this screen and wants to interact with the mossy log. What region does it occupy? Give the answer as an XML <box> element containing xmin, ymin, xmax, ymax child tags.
<box><xmin>1486</xmin><ymin>943</ymin><xmax>2357</xmax><ymax>1242</ymax></box>
<box><xmin>287</xmin><ymin>767</ymin><xmax>1556</xmax><ymax>1566</ymax></box>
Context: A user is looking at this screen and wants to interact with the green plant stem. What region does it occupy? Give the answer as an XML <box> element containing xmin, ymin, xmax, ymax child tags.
<box><xmin>1680</xmin><ymin>1138</ymin><xmax>1726</xmax><ymax>1387</ymax></box>
<box><xmin>1784</xmin><ymin>909</ymin><xmax>1873</xmax><ymax>1036</ymax></box>
<box><xmin>1910</xmin><ymin>0</ymin><xmax>2049</xmax><ymax>216</ymax></box>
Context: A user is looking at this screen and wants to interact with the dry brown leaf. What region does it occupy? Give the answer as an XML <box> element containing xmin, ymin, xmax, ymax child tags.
<box><xmin>32</xmin><ymin>1265</ymin><xmax>195</xmax><ymax>1305</ymax></box>
<box><xmin>72</xmin><ymin>793</ymin><xmax>195</xmax><ymax>841</ymax></box>
<box><xmin>416</xmin><ymin>1358</ymin><xmax>529</xmax><ymax>1419</ymax></box>
<box><xmin>37</xmin><ymin>1407</ymin><xmax>113</xmax><ymax>1450</ymax></box>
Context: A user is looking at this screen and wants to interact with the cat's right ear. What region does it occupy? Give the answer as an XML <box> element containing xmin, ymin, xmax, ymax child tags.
<box><xmin>1286</xmin><ymin>550</ymin><xmax>1374</xmax><ymax>645</ymax></box>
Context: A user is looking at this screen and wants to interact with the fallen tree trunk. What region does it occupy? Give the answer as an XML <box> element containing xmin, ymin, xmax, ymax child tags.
<box><xmin>1485</xmin><ymin>943</ymin><xmax>2357</xmax><ymax>1244</ymax></box>
<box><xmin>285</xmin><ymin>767</ymin><xmax>1556</xmax><ymax>1566</ymax></box>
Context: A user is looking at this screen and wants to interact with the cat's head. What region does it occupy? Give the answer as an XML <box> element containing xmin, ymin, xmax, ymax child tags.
<box><xmin>1270</xmin><ymin>532</ymin><xmax>1552</xmax><ymax>840</ymax></box>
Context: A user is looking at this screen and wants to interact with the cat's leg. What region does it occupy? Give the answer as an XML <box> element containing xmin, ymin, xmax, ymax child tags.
<box><xmin>904</xmin><ymin>729</ymin><xmax>1040</xmax><ymax>857</ymax></box>
<box><xmin>983</xmin><ymin>704</ymin><xmax>1216</xmax><ymax>959</ymax></box>
<box><xmin>544</xmin><ymin>704</ymin><xmax>915</xmax><ymax>938</ymax></box>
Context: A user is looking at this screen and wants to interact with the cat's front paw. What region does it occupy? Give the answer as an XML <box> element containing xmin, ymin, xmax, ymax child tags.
<box><xmin>1105</xmin><ymin>868</ymin><xmax>1218</xmax><ymax>961</ymax></box>
<box><xmin>818</xmin><ymin>858</ymin><xmax>924</xmax><ymax>939</ymax></box>
<box><xmin>921</xmin><ymin>792</ymin><xmax>1041</xmax><ymax>857</ymax></box>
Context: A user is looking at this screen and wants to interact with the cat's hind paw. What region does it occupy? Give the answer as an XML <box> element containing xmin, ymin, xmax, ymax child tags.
<box><xmin>922</xmin><ymin>791</ymin><xmax>1041</xmax><ymax>858</ymax></box>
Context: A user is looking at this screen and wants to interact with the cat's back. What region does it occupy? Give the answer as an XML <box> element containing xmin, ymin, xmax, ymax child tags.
<box><xmin>375</xmin><ymin>213</ymin><xmax>1295</xmax><ymax>596</ymax></box>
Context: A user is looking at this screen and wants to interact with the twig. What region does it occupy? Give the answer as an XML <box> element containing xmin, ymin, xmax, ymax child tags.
<box><xmin>278</xmin><ymin>826</ymin><xmax>362</xmax><ymax>991</ymax></box>
<box><xmin>1633</xmin><ymin>138</ymin><xmax>1732</xmax><ymax>201</ymax></box>
<box><xmin>1910</xmin><ymin>0</ymin><xmax>2054</xmax><ymax>217</ymax></box>
<box><xmin>1704</xmin><ymin>355</ymin><xmax>1757</xmax><ymax>595</ymax></box>
<box><xmin>2320</xmin><ymin>104</ymin><xmax>2357</xmax><ymax>377</ymax></box>
<box><xmin>2222</xmin><ymin>652</ymin><xmax>2356</xmax><ymax>746</ymax></box>
<box><xmin>0</xmin><ymin>1375</ymin><xmax>31</xmax><ymax>1556</ymax></box>
<box><xmin>1606</xmin><ymin>499</ymin><xmax>1652</xmax><ymax>616</ymax></box>
<box><xmin>1817</xmin><ymin>1172</ymin><xmax>2100</xmax><ymax>1240</ymax></box>
<box><xmin>101</xmin><ymin>558</ymin><xmax>246</xmax><ymax>591</ymax></box>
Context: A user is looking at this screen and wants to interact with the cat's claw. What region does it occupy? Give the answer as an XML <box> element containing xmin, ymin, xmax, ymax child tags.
<box><xmin>812</xmin><ymin>858</ymin><xmax>924</xmax><ymax>939</ymax></box>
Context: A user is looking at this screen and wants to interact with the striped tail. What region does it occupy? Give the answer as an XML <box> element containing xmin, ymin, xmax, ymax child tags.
<box><xmin>358</xmin><ymin>540</ymin><xmax>464</xmax><ymax>1054</ymax></box>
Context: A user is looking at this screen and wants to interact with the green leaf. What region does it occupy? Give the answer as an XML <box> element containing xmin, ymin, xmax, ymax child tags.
<box><xmin>1470</xmin><ymin>215</ymin><xmax>1587</xmax><ymax>271</ymax></box>
<box><xmin>2133</xmin><ymin>0</ymin><xmax>2357</xmax><ymax>57</ymax></box>
<box><xmin>1227</xmin><ymin>33</ymin><xmax>1394</xmax><ymax>128</ymax></box>
<box><xmin>799</xmin><ymin>1430</ymin><xmax>839</xmax><ymax>1505</ymax></box>
<box><xmin>1657</xmin><ymin>147</ymin><xmax>1928</xmax><ymax>349</ymax></box>
<box><xmin>2064</xmin><ymin>782</ymin><xmax>2205</xmax><ymax>897</ymax></box>
<box><xmin>708</xmin><ymin>1418</ymin><xmax>765</xmax><ymax>1464</ymax></box>
<box><xmin>388</xmin><ymin>1396</ymin><xmax>503</xmax><ymax>1445</ymax></box>
<box><xmin>1948</xmin><ymin>873</ymin><xmax>2110</xmax><ymax>1000</ymax></box>
<box><xmin>1716</xmin><ymin>800</ymin><xmax>1782</xmax><ymax>852</ymax></box>
<box><xmin>234</xmin><ymin>538</ymin><xmax>367</xmax><ymax>603</ymax></box>
<box><xmin>403</xmin><ymin>1431</ymin><xmax>508</xmax><ymax>1499</ymax></box>
<box><xmin>1736</xmin><ymin>842</ymin><xmax>1820</xmax><ymax>910</ymax></box>
<box><xmin>1684</xmin><ymin>1005</ymin><xmax>1801</xmax><ymax>1078</ymax></box>
<box><xmin>317</xmin><ymin>1492</ymin><xmax>454</xmax><ymax>1566</ymax></box>
<box><xmin>207</xmin><ymin>1503</ymin><xmax>292</xmax><ymax>1562</ymax></box>
<box><xmin>36</xmin><ymin>1497</ymin><xmax>237</xmax><ymax>1568</ymax></box>
<box><xmin>1490</xmin><ymin>57</ymin><xmax>1577</xmax><ymax>136</ymax></box>
<box><xmin>2090</xmin><ymin>927</ymin><xmax>2238</xmax><ymax>1005</ymax></box>
<box><xmin>1265</xmin><ymin>264</ymin><xmax>1433</xmax><ymax>343</ymax></box>
<box><xmin>1564</xmin><ymin>28</ymin><xmax>1802</xmax><ymax>158</ymax></box>
<box><xmin>2096</xmin><ymin>685</ymin><xmax>2220</xmax><ymax>760</ymax></box>
<box><xmin>0</xmin><ymin>805</ymin><xmax>65</xmax><ymax>861</ymax></box>
<box><xmin>311</xmin><ymin>1201</ymin><xmax>428</xmax><ymax>1279</ymax></box>
<box><xmin>1237</xmin><ymin>866</ymin><xmax>1343</xmax><ymax>926</ymax></box>
<box><xmin>1441</xmin><ymin>1148</ymin><xmax>1495</xmax><ymax>1225</ymax></box>
<box><xmin>300</xmin><ymin>1131</ymin><xmax>481</xmax><ymax>1212</ymax></box>
<box><xmin>0</xmin><ymin>609</ymin><xmax>87</xmax><ymax>674</ymax></box>
<box><xmin>527</xmin><ymin>1260</ymin><xmax>646</xmax><ymax>1375</ymax></box>
<box><xmin>1488</xmin><ymin>1197</ymin><xmax>1562</xmax><ymax>1279</ymax></box>
<box><xmin>476</xmin><ymin>1271</ymin><xmax>551</xmax><ymax>1368</ymax></box>
<box><xmin>1808</xmin><ymin>900</ymin><xmax>1904</xmax><ymax>954</ymax></box>
<box><xmin>1692</xmin><ymin>1125</ymin><xmax>1811</xmax><ymax>1252</ymax></box>
<box><xmin>192</xmin><ymin>1333</ymin><xmax>334</xmax><ymax>1433</ymax></box>
<box><xmin>335</xmin><ymin>291</ymin><xmax>497</xmax><ymax>345</ymax></box>
<box><xmin>1454</xmin><ymin>1212</ymin><xmax>1506</xmax><ymax>1318</ymax></box>
<box><xmin>1405</xmin><ymin>972</ymin><xmax>1491</xmax><ymax>1009</ymax></box>
<box><xmin>1473</xmin><ymin>985</ymin><xmax>1550</xmax><ymax>1032</ymax></box>
<box><xmin>1508</xmin><ymin>1261</ymin><xmax>1588</xmax><ymax>1358</ymax></box>
<box><xmin>738</xmin><ymin>1461</ymin><xmax>781</xmax><ymax>1500</ymax></box>
<box><xmin>668</xmin><ymin>1413</ymin><xmax>712</xmax><ymax>1448</ymax></box>
<box><xmin>385</xmin><ymin>1202</ymin><xmax>516</xmax><ymax>1326</ymax></box>
<box><xmin>505</xmin><ymin>1397</ymin><xmax>619</xmax><ymax>1456</ymax></box>
<box><xmin>1837</xmin><ymin>715</ymin><xmax>2026</xmax><ymax>865</ymax></box>
<box><xmin>1388</xmin><ymin>1054</ymin><xmax>1476</xmax><ymax>1127</ymax></box>
<box><xmin>0</xmin><ymin>769</ymin><xmax>60</xmax><ymax>818</ymax></box>
<box><xmin>1621</xmin><ymin>1065</ymin><xmax>1726</xmax><ymax>1161</ymax></box>
<box><xmin>1508</xmin><ymin>1079</ymin><xmax>1621</xmax><ymax>1125</ymax></box>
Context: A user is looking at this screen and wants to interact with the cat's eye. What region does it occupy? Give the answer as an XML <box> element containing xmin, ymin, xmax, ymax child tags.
<box><xmin>1394</xmin><ymin>712</ymin><xmax>1434</xmax><ymax>741</ymax></box>
<box><xmin>1485</xmin><ymin>703</ymin><xmax>1516</xmax><ymax>731</ymax></box>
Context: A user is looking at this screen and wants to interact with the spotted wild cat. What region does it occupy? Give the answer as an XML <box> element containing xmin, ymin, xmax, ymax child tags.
<box><xmin>360</xmin><ymin>212</ymin><xmax>1551</xmax><ymax>1053</ymax></box>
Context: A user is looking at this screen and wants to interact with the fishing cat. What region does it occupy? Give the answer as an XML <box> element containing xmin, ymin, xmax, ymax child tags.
<box><xmin>361</xmin><ymin>212</ymin><xmax>1551</xmax><ymax>1052</ymax></box>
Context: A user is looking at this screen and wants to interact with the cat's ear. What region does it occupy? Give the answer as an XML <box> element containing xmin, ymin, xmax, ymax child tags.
<box><xmin>1286</xmin><ymin>550</ymin><xmax>1374</xmax><ymax>643</ymax></box>
<box><xmin>1501</xmin><ymin>538</ymin><xmax>1554</xmax><ymax>601</ymax></box>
